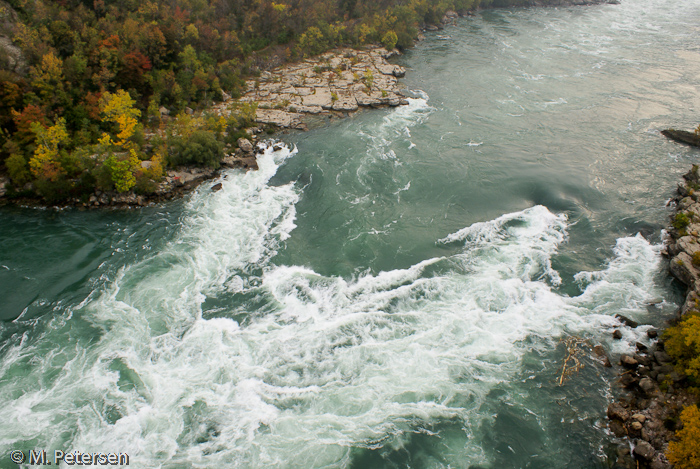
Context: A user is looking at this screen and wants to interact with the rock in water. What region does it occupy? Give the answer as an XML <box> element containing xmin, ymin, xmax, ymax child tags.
<box><xmin>615</xmin><ymin>314</ymin><xmax>639</xmax><ymax>328</ymax></box>
<box><xmin>593</xmin><ymin>345</ymin><xmax>612</xmax><ymax>367</ymax></box>
<box><xmin>661</xmin><ymin>129</ymin><xmax>700</xmax><ymax>147</ymax></box>
<box><xmin>240</xmin><ymin>156</ymin><xmax>259</xmax><ymax>170</ymax></box>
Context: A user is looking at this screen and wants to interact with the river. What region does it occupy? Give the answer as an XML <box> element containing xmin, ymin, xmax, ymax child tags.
<box><xmin>2</xmin><ymin>0</ymin><xmax>700</xmax><ymax>467</ymax></box>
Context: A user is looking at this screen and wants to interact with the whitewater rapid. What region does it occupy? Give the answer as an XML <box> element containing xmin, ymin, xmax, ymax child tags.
<box><xmin>0</xmin><ymin>134</ymin><xmax>666</xmax><ymax>467</ymax></box>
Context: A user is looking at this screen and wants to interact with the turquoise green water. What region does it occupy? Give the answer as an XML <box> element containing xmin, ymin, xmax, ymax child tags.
<box><xmin>2</xmin><ymin>0</ymin><xmax>700</xmax><ymax>467</ymax></box>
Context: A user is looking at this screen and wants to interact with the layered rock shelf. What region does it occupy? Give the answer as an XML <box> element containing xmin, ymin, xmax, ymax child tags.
<box><xmin>213</xmin><ymin>46</ymin><xmax>408</xmax><ymax>130</ymax></box>
<box><xmin>668</xmin><ymin>165</ymin><xmax>700</xmax><ymax>312</ymax></box>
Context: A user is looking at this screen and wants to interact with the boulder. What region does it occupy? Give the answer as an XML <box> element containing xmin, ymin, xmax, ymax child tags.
<box><xmin>237</xmin><ymin>138</ymin><xmax>254</xmax><ymax>153</ymax></box>
<box><xmin>653</xmin><ymin>351</ymin><xmax>672</xmax><ymax>364</ymax></box>
<box><xmin>240</xmin><ymin>156</ymin><xmax>259</xmax><ymax>170</ymax></box>
<box><xmin>0</xmin><ymin>176</ymin><xmax>8</xmax><ymax>198</ymax></box>
<box><xmin>607</xmin><ymin>403</ymin><xmax>629</xmax><ymax>421</ymax></box>
<box><xmin>593</xmin><ymin>345</ymin><xmax>612</xmax><ymax>367</ymax></box>
<box><xmin>633</xmin><ymin>441</ymin><xmax>655</xmax><ymax>461</ymax></box>
<box><xmin>609</xmin><ymin>420</ymin><xmax>626</xmax><ymax>437</ymax></box>
<box><xmin>620</xmin><ymin>373</ymin><xmax>639</xmax><ymax>389</ymax></box>
<box><xmin>621</xmin><ymin>354</ymin><xmax>639</xmax><ymax>369</ymax></box>
<box><xmin>615</xmin><ymin>314</ymin><xmax>639</xmax><ymax>328</ymax></box>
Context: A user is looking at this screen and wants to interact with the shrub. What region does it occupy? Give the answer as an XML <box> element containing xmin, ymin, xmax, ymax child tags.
<box><xmin>693</xmin><ymin>252</ymin><xmax>700</xmax><ymax>267</ymax></box>
<box><xmin>664</xmin><ymin>313</ymin><xmax>700</xmax><ymax>387</ymax></box>
<box><xmin>34</xmin><ymin>177</ymin><xmax>73</xmax><ymax>203</ymax></box>
<box><xmin>363</xmin><ymin>69</ymin><xmax>374</xmax><ymax>89</ymax></box>
<box><xmin>168</xmin><ymin>130</ymin><xmax>223</xmax><ymax>169</ymax></box>
<box><xmin>381</xmin><ymin>30</ymin><xmax>398</xmax><ymax>50</ymax></box>
<box><xmin>103</xmin><ymin>151</ymin><xmax>140</xmax><ymax>193</ymax></box>
<box><xmin>674</xmin><ymin>212</ymin><xmax>692</xmax><ymax>231</ymax></box>
<box><xmin>667</xmin><ymin>405</ymin><xmax>700</xmax><ymax>468</ymax></box>
<box><xmin>5</xmin><ymin>153</ymin><xmax>31</xmax><ymax>186</ymax></box>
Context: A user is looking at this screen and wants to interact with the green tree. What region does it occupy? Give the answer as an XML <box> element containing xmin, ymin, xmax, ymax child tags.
<box><xmin>168</xmin><ymin>130</ymin><xmax>223</xmax><ymax>168</ymax></box>
<box><xmin>381</xmin><ymin>30</ymin><xmax>398</xmax><ymax>50</ymax></box>
<box><xmin>103</xmin><ymin>151</ymin><xmax>141</xmax><ymax>192</ymax></box>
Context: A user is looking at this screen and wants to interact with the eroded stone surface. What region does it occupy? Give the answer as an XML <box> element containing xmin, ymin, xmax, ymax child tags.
<box><xmin>212</xmin><ymin>46</ymin><xmax>407</xmax><ymax>129</ymax></box>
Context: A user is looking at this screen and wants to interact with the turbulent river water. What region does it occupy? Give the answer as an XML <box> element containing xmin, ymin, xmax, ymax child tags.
<box><xmin>3</xmin><ymin>0</ymin><xmax>700</xmax><ymax>467</ymax></box>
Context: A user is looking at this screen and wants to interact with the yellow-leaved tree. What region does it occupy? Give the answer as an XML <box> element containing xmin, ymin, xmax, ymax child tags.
<box><xmin>98</xmin><ymin>90</ymin><xmax>144</xmax><ymax>192</ymax></box>
<box><xmin>29</xmin><ymin>118</ymin><xmax>68</xmax><ymax>182</ymax></box>
<box><xmin>667</xmin><ymin>405</ymin><xmax>700</xmax><ymax>468</ymax></box>
<box><xmin>99</xmin><ymin>90</ymin><xmax>141</xmax><ymax>149</ymax></box>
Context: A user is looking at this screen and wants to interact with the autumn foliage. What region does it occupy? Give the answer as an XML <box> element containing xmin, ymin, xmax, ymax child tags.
<box><xmin>667</xmin><ymin>405</ymin><xmax>700</xmax><ymax>469</ymax></box>
<box><xmin>0</xmin><ymin>0</ymin><xmax>514</xmax><ymax>202</ymax></box>
<box><xmin>665</xmin><ymin>312</ymin><xmax>700</xmax><ymax>388</ymax></box>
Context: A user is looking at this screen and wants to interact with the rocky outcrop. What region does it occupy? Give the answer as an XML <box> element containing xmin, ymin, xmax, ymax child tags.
<box><xmin>212</xmin><ymin>46</ymin><xmax>408</xmax><ymax>130</ymax></box>
<box><xmin>0</xmin><ymin>35</ymin><xmax>27</xmax><ymax>75</ymax></box>
<box><xmin>661</xmin><ymin>129</ymin><xmax>700</xmax><ymax>148</ymax></box>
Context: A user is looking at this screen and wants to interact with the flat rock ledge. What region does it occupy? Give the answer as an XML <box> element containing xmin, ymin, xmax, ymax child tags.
<box><xmin>213</xmin><ymin>46</ymin><xmax>408</xmax><ymax>130</ymax></box>
<box><xmin>604</xmin><ymin>165</ymin><xmax>700</xmax><ymax>469</ymax></box>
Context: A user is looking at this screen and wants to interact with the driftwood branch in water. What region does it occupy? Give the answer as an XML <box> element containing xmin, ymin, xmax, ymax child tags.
<box><xmin>558</xmin><ymin>336</ymin><xmax>586</xmax><ymax>386</ymax></box>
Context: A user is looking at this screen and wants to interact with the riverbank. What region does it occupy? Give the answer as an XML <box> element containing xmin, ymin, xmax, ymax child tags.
<box><xmin>604</xmin><ymin>164</ymin><xmax>700</xmax><ymax>469</ymax></box>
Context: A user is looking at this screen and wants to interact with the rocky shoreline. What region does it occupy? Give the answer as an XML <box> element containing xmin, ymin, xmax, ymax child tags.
<box><xmin>604</xmin><ymin>165</ymin><xmax>700</xmax><ymax>469</ymax></box>
<box><xmin>0</xmin><ymin>137</ymin><xmax>262</xmax><ymax>209</ymax></box>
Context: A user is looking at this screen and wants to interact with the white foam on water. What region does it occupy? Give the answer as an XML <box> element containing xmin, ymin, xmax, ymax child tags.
<box><xmin>354</xmin><ymin>95</ymin><xmax>433</xmax><ymax>193</ymax></box>
<box><xmin>0</xmin><ymin>178</ymin><xmax>666</xmax><ymax>468</ymax></box>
